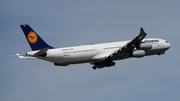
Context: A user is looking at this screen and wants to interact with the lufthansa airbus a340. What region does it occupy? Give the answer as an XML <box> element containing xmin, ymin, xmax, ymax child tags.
<box><xmin>17</xmin><ymin>24</ymin><xmax>170</xmax><ymax>70</ymax></box>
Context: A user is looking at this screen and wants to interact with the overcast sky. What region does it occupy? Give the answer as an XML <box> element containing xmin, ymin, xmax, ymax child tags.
<box><xmin>0</xmin><ymin>0</ymin><xmax>180</xmax><ymax>101</ymax></box>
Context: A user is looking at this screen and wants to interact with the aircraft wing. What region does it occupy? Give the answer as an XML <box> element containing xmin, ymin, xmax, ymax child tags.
<box><xmin>108</xmin><ymin>28</ymin><xmax>147</xmax><ymax>60</ymax></box>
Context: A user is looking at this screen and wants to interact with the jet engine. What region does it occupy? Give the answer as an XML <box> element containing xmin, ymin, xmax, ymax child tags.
<box><xmin>136</xmin><ymin>43</ymin><xmax>152</xmax><ymax>50</ymax></box>
<box><xmin>129</xmin><ymin>50</ymin><xmax>145</xmax><ymax>58</ymax></box>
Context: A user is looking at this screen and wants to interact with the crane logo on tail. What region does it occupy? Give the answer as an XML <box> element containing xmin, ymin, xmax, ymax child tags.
<box><xmin>28</xmin><ymin>31</ymin><xmax>38</xmax><ymax>44</ymax></box>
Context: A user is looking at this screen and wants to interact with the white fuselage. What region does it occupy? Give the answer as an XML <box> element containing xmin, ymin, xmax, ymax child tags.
<box><xmin>26</xmin><ymin>38</ymin><xmax>170</xmax><ymax>66</ymax></box>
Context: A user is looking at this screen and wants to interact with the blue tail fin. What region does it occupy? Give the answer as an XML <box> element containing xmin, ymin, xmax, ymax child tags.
<box><xmin>20</xmin><ymin>24</ymin><xmax>54</xmax><ymax>51</ymax></box>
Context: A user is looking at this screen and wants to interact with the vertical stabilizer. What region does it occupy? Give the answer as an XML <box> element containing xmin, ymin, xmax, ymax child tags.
<box><xmin>20</xmin><ymin>24</ymin><xmax>54</xmax><ymax>51</ymax></box>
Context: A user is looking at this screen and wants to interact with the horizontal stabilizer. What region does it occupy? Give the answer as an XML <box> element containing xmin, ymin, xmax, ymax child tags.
<box><xmin>16</xmin><ymin>53</ymin><xmax>36</xmax><ymax>59</ymax></box>
<box><xmin>34</xmin><ymin>48</ymin><xmax>48</xmax><ymax>57</ymax></box>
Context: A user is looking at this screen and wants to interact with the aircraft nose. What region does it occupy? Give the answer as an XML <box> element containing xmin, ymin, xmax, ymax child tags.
<box><xmin>166</xmin><ymin>42</ymin><xmax>171</xmax><ymax>49</ymax></box>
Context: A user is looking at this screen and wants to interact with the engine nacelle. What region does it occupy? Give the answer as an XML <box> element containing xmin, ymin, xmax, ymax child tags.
<box><xmin>136</xmin><ymin>43</ymin><xmax>152</xmax><ymax>50</ymax></box>
<box><xmin>130</xmin><ymin>50</ymin><xmax>145</xmax><ymax>58</ymax></box>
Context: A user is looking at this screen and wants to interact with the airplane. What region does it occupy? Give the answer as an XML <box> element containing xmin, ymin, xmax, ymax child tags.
<box><xmin>18</xmin><ymin>24</ymin><xmax>170</xmax><ymax>70</ymax></box>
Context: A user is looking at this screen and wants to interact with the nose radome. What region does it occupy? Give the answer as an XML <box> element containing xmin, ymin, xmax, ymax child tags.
<box><xmin>166</xmin><ymin>43</ymin><xmax>171</xmax><ymax>49</ymax></box>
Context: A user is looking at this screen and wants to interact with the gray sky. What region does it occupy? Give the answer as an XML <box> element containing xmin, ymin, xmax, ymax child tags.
<box><xmin>0</xmin><ymin>0</ymin><xmax>180</xmax><ymax>101</ymax></box>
